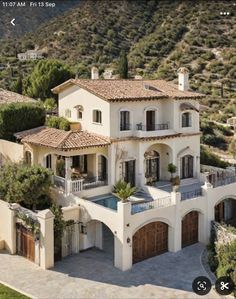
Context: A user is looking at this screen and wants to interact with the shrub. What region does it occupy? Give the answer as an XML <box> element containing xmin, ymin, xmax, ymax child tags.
<box><xmin>200</xmin><ymin>146</ymin><xmax>229</xmax><ymax>168</ymax></box>
<box><xmin>46</xmin><ymin>116</ymin><xmax>70</xmax><ymax>131</ymax></box>
<box><xmin>0</xmin><ymin>102</ymin><xmax>45</xmax><ymax>140</ymax></box>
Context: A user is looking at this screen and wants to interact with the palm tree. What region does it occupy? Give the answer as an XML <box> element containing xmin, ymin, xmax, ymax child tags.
<box><xmin>114</xmin><ymin>180</ymin><xmax>136</xmax><ymax>203</ymax></box>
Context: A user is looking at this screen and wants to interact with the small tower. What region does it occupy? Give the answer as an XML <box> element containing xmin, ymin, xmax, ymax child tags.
<box><xmin>178</xmin><ymin>67</ymin><xmax>189</xmax><ymax>91</ymax></box>
<box><xmin>91</xmin><ymin>66</ymin><xmax>99</xmax><ymax>80</ymax></box>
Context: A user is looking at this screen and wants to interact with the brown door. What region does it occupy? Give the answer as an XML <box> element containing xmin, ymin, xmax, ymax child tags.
<box><xmin>146</xmin><ymin>110</ymin><xmax>155</xmax><ymax>131</ymax></box>
<box><xmin>16</xmin><ymin>224</ymin><xmax>35</xmax><ymax>262</ymax></box>
<box><xmin>215</xmin><ymin>201</ymin><xmax>225</xmax><ymax>222</ymax></box>
<box><xmin>182</xmin><ymin>211</ymin><xmax>199</xmax><ymax>248</ymax></box>
<box><xmin>133</xmin><ymin>222</ymin><xmax>168</xmax><ymax>263</ymax></box>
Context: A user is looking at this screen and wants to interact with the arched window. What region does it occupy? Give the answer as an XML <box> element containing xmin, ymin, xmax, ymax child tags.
<box><xmin>74</xmin><ymin>105</ymin><xmax>83</xmax><ymax>120</ymax></box>
<box><xmin>93</xmin><ymin>110</ymin><xmax>102</xmax><ymax>124</ymax></box>
<box><xmin>145</xmin><ymin>150</ymin><xmax>160</xmax><ymax>183</ymax></box>
<box><xmin>120</xmin><ymin>110</ymin><xmax>130</xmax><ymax>131</ymax></box>
<box><xmin>181</xmin><ymin>155</ymin><xmax>193</xmax><ymax>179</ymax></box>
<box><xmin>25</xmin><ymin>151</ymin><xmax>32</xmax><ymax>166</ymax></box>
<box><xmin>182</xmin><ymin>112</ymin><xmax>192</xmax><ymax>127</ymax></box>
<box><xmin>45</xmin><ymin>154</ymin><xmax>52</xmax><ymax>169</ymax></box>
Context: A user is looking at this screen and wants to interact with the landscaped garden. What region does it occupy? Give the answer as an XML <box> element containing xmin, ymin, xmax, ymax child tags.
<box><xmin>0</xmin><ymin>283</ymin><xmax>29</xmax><ymax>299</ymax></box>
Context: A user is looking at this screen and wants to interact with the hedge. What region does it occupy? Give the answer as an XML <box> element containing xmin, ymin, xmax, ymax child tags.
<box><xmin>0</xmin><ymin>102</ymin><xmax>46</xmax><ymax>141</ymax></box>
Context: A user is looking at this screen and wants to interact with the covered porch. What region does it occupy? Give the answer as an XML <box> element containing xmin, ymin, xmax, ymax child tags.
<box><xmin>53</xmin><ymin>153</ymin><xmax>108</xmax><ymax>194</ymax></box>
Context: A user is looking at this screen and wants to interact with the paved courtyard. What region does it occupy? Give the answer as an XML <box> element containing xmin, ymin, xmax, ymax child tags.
<box><xmin>0</xmin><ymin>243</ymin><xmax>221</xmax><ymax>299</ymax></box>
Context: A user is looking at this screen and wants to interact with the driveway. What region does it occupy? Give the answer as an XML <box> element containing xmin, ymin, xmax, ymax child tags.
<box><xmin>0</xmin><ymin>243</ymin><xmax>220</xmax><ymax>299</ymax></box>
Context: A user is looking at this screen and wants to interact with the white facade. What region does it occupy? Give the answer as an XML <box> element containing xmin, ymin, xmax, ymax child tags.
<box><xmin>17</xmin><ymin>50</ymin><xmax>43</xmax><ymax>61</ymax></box>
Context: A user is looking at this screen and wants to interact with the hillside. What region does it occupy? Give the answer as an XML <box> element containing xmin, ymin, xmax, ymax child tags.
<box><xmin>0</xmin><ymin>0</ymin><xmax>235</xmax><ymax>98</ymax></box>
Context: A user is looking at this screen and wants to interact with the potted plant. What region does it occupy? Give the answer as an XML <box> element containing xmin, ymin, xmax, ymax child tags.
<box><xmin>113</xmin><ymin>179</ymin><xmax>136</xmax><ymax>203</ymax></box>
<box><xmin>172</xmin><ymin>175</ymin><xmax>180</xmax><ymax>192</ymax></box>
<box><xmin>168</xmin><ymin>163</ymin><xmax>177</xmax><ymax>182</ymax></box>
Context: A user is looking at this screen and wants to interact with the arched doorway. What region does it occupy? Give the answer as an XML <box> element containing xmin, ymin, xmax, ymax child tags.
<box><xmin>181</xmin><ymin>155</ymin><xmax>194</xmax><ymax>179</ymax></box>
<box><xmin>45</xmin><ymin>154</ymin><xmax>52</xmax><ymax>169</ymax></box>
<box><xmin>215</xmin><ymin>198</ymin><xmax>236</xmax><ymax>225</ymax></box>
<box><xmin>133</xmin><ymin>221</ymin><xmax>168</xmax><ymax>263</ymax></box>
<box><xmin>182</xmin><ymin>211</ymin><xmax>199</xmax><ymax>248</ymax></box>
<box><xmin>145</xmin><ymin>150</ymin><xmax>160</xmax><ymax>184</ymax></box>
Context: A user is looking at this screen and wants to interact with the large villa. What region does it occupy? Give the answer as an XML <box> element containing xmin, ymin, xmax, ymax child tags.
<box><xmin>0</xmin><ymin>67</ymin><xmax>236</xmax><ymax>271</ymax></box>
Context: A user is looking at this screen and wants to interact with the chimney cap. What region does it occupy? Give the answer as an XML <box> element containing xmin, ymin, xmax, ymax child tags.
<box><xmin>178</xmin><ymin>67</ymin><xmax>189</xmax><ymax>74</ymax></box>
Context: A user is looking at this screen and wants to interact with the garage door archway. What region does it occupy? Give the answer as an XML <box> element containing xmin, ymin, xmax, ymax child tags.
<box><xmin>133</xmin><ymin>221</ymin><xmax>168</xmax><ymax>263</ymax></box>
<box><xmin>182</xmin><ymin>211</ymin><xmax>199</xmax><ymax>248</ymax></box>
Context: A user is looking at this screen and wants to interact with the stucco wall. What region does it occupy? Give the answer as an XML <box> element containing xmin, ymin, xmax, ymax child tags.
<box><xmin>58</xmin><ymin>85</ymin><xmax>110</xmax><ymax>136</ymax></box>
<box><xmin>0</xmin><ymin>200</ymin><xmax>16</xmax><ymax>253</ymax></box>
<box><xmin>0</xmin><ymin>140</ymin><xmax>24</xmax><ymax>165</ymax></box>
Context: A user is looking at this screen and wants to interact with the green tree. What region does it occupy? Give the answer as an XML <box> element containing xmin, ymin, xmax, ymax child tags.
<box><xmin>44</xmin><ymin>98</ymin><xmax>57</xmax><ymax>111</ymax></box>
<box><xmin>117</xmin><ymin>51</ymin><xmax>128</xmax><ymax>79</ymax></box>
<box><xmin>0</xmin><ymin>164</ymin><xmax>52</xmax><ymax>210</ymax></box>
<box><xmin>11</xmin><ymin>75</ymin><xmax>23</xmax><ymax>94</ymax></box>
<box><xmin>23</xmin><ymin>60</ymin><xmax>73</xmax><ymax>100</ymax></box>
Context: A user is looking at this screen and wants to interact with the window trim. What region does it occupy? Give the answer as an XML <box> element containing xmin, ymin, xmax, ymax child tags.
<box><xmin>92</xmin><ymin>109</ymin><xmax>102</xmax><ymax>124</ymax></box>
<box><xmin>65</xmin><ymin>108</ymin><xmax>72</xmax><ymax>118</ymax></box>
<box><xmin>181</xmin><ymin>111</ymin><xmax>192</xmax><ymax>128</ymax></box>
<box><xmin>120</xmin><ymin>110</ymin><xmax>131</xmax><ymax>131</ymax></box>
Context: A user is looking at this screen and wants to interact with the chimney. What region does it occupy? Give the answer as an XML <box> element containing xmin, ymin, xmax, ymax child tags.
<box><xmin>91</xmin><ymin>66</ymin><xmax>99</xmax><ymax>80</ymax></box>
<box><xmin>178</xmin><ymin>67</ymin><xmax>189</xmax><ymax>91</ymax></box>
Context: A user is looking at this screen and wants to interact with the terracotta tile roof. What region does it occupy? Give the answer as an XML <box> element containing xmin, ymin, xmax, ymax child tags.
<box><xmin>52</xmin><ymin>79</ymin><xmax>205</xmax><ymax>101</ymax></box>
<box><xmin>0</xmin><ymin>88</ymin><xmax>36</xmax><ymax>104</ymax></box>
<box><xmin>16</xmin><ymin>127</ymin><xmax>110</xmax><ymax>150</ymax></box>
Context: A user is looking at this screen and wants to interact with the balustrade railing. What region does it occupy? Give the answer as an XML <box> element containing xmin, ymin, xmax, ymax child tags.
<box><xmin>181</xmin><ymin>189</ymin><xmax>203</xmax><ymax>200</ymax></box>
<box><xmin>136</xmin><ymin>123</ymin><xmax>169</xmax><ymax>131</ymax></box>
<box><xmin>211</xmin><ymin>175</ymin><xmax>236</xmax><ymax>188</ymax></box>
<box><xmin>131</xmin><ymin>196</ymin><xmax>172</xmax><ymax>214</ymax></box>
<box><xmin>53</xmin><ymin>175</ymin><xmax>66</xmax><ymax>190</ymax></box>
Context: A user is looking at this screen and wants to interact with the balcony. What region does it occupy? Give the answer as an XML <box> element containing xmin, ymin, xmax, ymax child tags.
<box><xmin>134</xmin><ymin>122</ymin><xmax>175</xmax><ymax>138</ymax></box>
<box><xmin>131</xmin><ymin>196</ymin><xmax>172</xmax><ymax>214</ymax></box>
<box><xmin>136</xmin><ymin>123</ymin><xmax>169</xmax><ymax>131</ymax></box>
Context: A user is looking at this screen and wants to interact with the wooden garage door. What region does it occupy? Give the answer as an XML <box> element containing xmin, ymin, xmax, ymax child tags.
<box><xmin>182</xmin><ymin>211</ymin><xmax>198</xmax><ymax>248</ymax></box>
<box><xmin>16</xmin><ymin>224</ymin><xmax>35</xmax><ymax>262</ymax></box>
<box><xmin>133</xmin><ymin>222</ymin><xmax>168</xmax><ymax>263</ymax></box>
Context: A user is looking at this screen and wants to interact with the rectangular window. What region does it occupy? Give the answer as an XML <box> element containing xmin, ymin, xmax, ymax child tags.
<box><xmin>65</xmin><ymin>109</ymin><xmax>71</xmax><ymax>118</ymax></box>
<box><xmin>77</xmin><ymin>110</ymin><xmax>82</xmax><ymax>120</ymax></box>
<box><xmin>120</xmin><ymin>111</ymin><xmax>130</xmax><ymax>131</ymax></box>
<box><xmin>182</xmin><ymin>112</ymin><xmax>192</xmax><ymax>127</ymax></box>
<box><xmin>93</xmin><ymin>110</ymin><xmax>102</xmax><ymax>124</ymax></box>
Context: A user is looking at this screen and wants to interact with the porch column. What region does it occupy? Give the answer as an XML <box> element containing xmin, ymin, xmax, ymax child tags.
<box><xmin>108</xmin><ymin>144</ymin><xmax>116</xmax><ymax>186</ymax></box>
<box><xmin>65</xmin><ymin>157</ymin><xmax>72</xmax><ymax>194</ymax></box>
<box><xmin>114</xmin><ymin>202</ymin><xmax>132</xmax><ymax>271</ymax></box>
<box><xmin>37</xmin><ymin>209</ymin><xmax>54</xmax><ymax>270</ymax></box>
<box><xmin>137</xmin><ymin>143</ymin><xmax>145</xmax><ymax>187</ymax></box>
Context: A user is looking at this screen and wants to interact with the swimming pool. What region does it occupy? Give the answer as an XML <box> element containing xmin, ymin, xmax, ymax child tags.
<box><xmin>91</xmin><ymin>194</ymin><xmax>119</xmax><ymax>211</ymax></box>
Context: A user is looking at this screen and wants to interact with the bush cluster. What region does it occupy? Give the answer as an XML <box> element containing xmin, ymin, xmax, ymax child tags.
<box><xmin>200</xmin><ymin>146</ymin><xmax>229</xmax><ymax>168</ymax></box>
<box><xmin>46</xmin><ymin>116</ymin><xmax>70</xmax><ymax>131</ymax></box>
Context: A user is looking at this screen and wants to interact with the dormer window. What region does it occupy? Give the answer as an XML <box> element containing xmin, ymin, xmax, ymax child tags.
<box><xmin>93</xmin><ymin>109</ymin><xmax>102</xmax><ymax>124</ymax></box>
<box><xmin>74</xmin><ymin>105</ymin><xmax>83</xmax><ymax>120</ymax></box>
<box><xmin>182</xmin><ymin>112</ymin><xmax>192</xmax><ymax>127</ymax></box>
<box><xmin>65</xmin><ymin>109</ymin><xmax>71</xmax><ymax>118</ymax></box>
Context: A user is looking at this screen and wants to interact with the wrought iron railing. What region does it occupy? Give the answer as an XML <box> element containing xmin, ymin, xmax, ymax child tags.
<box><xmin>181</xmin><ymin>189</ymin><xmax>203</xmax><ymax>200</ymax></box>
<box><xmin>136</xmin><ymin>123</ymin><xmax>169</xmax><ymax>131</ymax></box>
<box><xmin>120</xmin><ymin>123</ymin><xmax>132</xmax><ymax>131</ymax></box>
<box><xmin>131</xmin><ymin>196</ymin><xmax>172</xmax><ymax>214</ymax></box>
<box><xmin>211</xmin><ymin>175</ymin><xmax>236</xmax><ymax>188</ymax></box>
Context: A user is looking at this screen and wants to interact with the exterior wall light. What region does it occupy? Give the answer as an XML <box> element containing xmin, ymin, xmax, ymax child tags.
<box><xmin>127</xmin><ymin>237</ymin><xmax>131</xmax><ymax>243</ymax></box>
